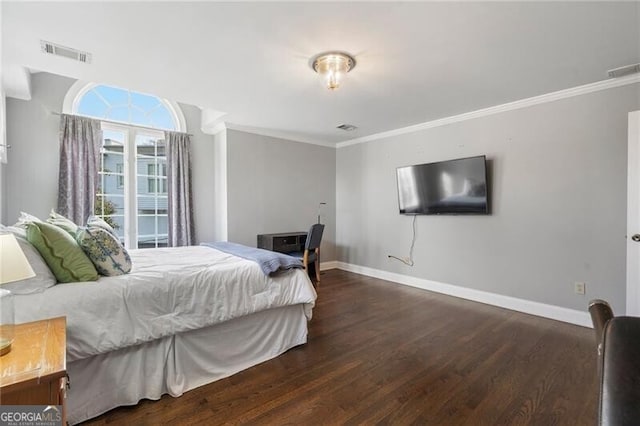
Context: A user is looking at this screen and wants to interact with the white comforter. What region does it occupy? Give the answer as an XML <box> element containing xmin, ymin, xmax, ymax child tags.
<box><xmin>14</xmin><ymin>246</ymin><xmax>317</xmax><ymax>362</ymax></box>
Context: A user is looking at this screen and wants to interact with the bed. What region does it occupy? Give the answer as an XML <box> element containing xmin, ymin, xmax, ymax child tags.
<box><xmin>12</xmin><ymin>245</ymin><xmax>317</xmax><ymax>425</ymax></box>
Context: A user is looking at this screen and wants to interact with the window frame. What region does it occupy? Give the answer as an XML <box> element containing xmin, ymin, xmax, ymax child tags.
<box><xmin>63</xmin><ymin>81</ymin><xmax>186</xmax><ymax>132</ymax></box>
<box><xmin>67</xmin><ymin>82</ymin><xmax>182</xmax><ymax>249</ymax></box>
<box><xmin>99</xmin><ymin>121</ymin><xmax>168</xmax><ymax>249</ymax></box>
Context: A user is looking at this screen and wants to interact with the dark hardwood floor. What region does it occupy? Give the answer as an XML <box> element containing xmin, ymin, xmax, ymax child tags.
<box><xmin>84</xmin><ymin>269</ymin><xmax>597</xmax><ymax>425</ymax></box>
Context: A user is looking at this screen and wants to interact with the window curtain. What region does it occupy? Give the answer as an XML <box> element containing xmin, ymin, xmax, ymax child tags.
<box><xmin>166</xmin><ymin>131</ymin><xmax>194</xmax><ymax>246</ymax></box>
<box><xmin>57</xmin><ymin>114</ymin><xmax>102</xmax><ymax>225</ymax></box>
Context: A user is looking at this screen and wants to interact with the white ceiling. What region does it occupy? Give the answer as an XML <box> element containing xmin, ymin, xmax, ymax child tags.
<box><xmin>2</xmin><ymin>2</ymin><xmax>639</xmax><ymax>144</ymax></box>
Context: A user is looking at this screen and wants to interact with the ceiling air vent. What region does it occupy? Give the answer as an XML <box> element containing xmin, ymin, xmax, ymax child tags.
<box><xmin>607</xmin><ymin>63</ymin><xmax>640</xmax><ymax>78</ymax></box>
<box><xmin>337</xmin><ymin>124</ymin><xmax>357</xmax><ymax>131</ymax></box>
<box><xmin>40</xmin><ymin>40</ymin><xmax>92</xmax><ymax>64</ymax></box>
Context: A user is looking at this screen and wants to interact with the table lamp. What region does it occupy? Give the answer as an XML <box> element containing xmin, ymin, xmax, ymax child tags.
<box><xmin>0</xmin><ymin>234</ymin><xmax>36</xmax><ymax>356</ymax></box>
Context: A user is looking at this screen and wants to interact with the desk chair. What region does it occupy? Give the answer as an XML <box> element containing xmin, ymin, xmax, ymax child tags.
<box><xmin>290</xmin><ymin>224</ymin><xmax>324</xmax><ymax>284</ymax></box>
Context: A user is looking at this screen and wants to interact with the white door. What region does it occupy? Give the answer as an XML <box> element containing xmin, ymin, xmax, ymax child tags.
<box><xmin>627</xmin><ymin>111</ymin><xmax>640</xmax><ymax>315</ymax></box>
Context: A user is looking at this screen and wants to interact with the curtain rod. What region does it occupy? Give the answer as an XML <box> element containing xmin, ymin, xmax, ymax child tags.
<box><xmin>51</xmin><ymin>112</ymin><xmax>194</xmax><ymax>137</ymax></box>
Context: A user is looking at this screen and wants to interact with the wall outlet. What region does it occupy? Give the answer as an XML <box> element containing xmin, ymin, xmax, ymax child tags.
<box><xmin>574</xmin><ymin>282</ymin><xmax>586</xmax><ymax>295</ymax></box>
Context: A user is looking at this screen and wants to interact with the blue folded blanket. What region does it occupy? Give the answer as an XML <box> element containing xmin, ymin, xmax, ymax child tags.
<box><xmin>202</xmin><ymin>241</ymin><xmax>303</xmax><ymax>276</ymax></box>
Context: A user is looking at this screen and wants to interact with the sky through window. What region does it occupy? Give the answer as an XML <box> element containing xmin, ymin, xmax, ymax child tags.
<box><xmin>76</xmin><ymin>85</ymin><xmax>177</xmax><ymax>130</ymax></box>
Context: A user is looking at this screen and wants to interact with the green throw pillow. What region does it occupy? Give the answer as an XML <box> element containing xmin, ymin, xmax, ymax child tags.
<box><xmin>26</xmin><ymin>222</ymin><xmax>98</xmax><ymax>283</ymax></box>
<box><xmin>46</xmin><ymin>209</ymin><xmax>79</xmax><ymax>236</ymax></box>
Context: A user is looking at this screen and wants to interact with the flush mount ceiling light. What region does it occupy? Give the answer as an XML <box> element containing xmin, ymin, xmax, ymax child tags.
<box><xmin>311</xmin><ymin>52</ymin><xmax>356</xmax><ymax>91</ymax></box>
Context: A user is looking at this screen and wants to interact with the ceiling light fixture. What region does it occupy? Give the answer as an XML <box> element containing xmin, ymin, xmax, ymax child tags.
<box><xmin>311</xmin><ymin>52</ymin><xmax>356</xmax><ymax>91</ymax></box>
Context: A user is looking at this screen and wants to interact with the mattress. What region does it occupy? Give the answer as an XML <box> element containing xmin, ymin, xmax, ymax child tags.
<box><xmin>13</xmin><ymin>245</ymin><xmax>317</xmax><ymax>362</ymax></box>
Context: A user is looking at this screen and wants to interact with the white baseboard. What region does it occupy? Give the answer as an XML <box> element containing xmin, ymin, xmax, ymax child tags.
<box><xmin>334</xmin><ymin>261</ymin><xmax>592</xmax><ymax>328</ymax></box>
<box><xmin>320</xmin><ymin>261</ymin><xmax>339</xmax><ymax>271</ymax></box>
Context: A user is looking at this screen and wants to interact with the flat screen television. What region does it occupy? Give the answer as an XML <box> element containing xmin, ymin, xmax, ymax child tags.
<box><xmin>396</xmin><ymin>155</ymin><xmax>488</xmax><ymax>215</ymax></box>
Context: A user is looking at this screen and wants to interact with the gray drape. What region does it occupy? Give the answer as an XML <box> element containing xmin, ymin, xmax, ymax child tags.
<box><xmin>166</xmin><ymin>131</ymin><xmax>194</xmax><ymax>246</ymax></box>
<box><xmin>57</xmin><ymin>114</ymin><xmax>102</xmax><ymax>225</ymax></box>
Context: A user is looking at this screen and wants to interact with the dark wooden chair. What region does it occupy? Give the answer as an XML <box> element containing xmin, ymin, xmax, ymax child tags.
<box><xmin>289</xmin><ymin>224</ymin><xmax>324</xmax><ymax>284</ymax></box>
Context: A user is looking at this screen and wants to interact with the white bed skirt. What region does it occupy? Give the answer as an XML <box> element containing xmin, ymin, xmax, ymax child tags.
<box><xmin>67</xmin><ymin>304</ymin><xmax>309</xmax><ymax>425</ymax></box>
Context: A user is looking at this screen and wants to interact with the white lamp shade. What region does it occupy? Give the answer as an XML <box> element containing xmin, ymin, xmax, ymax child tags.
<box><xmin>0</xmin><ymin>234</ymin><xmax>35</xmax><ymax>284</ymax></box>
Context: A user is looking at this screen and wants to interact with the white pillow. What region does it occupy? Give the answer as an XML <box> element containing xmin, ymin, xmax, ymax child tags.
<box><xmin>47</xmin><ymin>209</ymin><xmax>79</xmax><ymax>236</ymax></box>
<box><xmin>4</xmin><ymin>224</ymin><xmax>27</xmax><ymax>239</ymax></box>
<box><xmin>86</xmin><ymin>215</ymin><xmax>118</xmax><ymax>237</ymax></box>
<box><xmin>0</xmin><ymin>224</ymin><xmax>57</xmax><ymax>294</ymax></box>
<box><xmin>13</xmin><ymin>211</ymin><xmax>43</xmax><ymax>229</ymax></box>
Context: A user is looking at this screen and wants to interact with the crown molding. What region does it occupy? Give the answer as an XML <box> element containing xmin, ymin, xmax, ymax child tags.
<box><xmin>205</xmin><ymin>121</ymin><xmax>227</xmax><ymax>136</ymax></box>
<box><xmin>203</xmin><ymin>75</ymin><xmax>640</xmax><ymax>149</ymax></box>
<box><xmin>337</xmin><ymin>74</ymin><xmax>640</xmax><ymax>149</ymax></box>
<box><xmin>2</xmin><ymin>65</ymin><xmax>32</xmax><ymax>101</ymax></box>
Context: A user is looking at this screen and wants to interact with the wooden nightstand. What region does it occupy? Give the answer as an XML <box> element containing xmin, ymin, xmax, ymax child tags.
<box><xmin>0</xmin><ymin>317</ymin><xmax>67</xmax><ymax>422</ymax></box>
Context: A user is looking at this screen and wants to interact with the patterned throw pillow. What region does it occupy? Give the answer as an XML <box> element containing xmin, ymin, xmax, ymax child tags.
<box><xmin>76</xmin><ymin>227</ymin><xmax>132</xmax><ymax>276</ymax></box>
<box><xmin>26</xmin><ymin>222</ymin><xmax>99</xmax><ymax>283</ymax></box>
<box><xmin>86</xmin><ymin>215</ymin><xmax>118</xmax><ymax>237</ymax></box>
<box><xmin>47</xmin><ymin>209</ymin><xmax>79</xmax><ymax>236</ymax></box>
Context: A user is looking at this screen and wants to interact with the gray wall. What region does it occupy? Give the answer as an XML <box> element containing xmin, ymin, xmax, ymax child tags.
<box><xmin>337</xmin><ymin>83</ymin><xmax>640</xmax><ymax>313</ymax></box>
<box><xmin>180</xmin><ymin>102</ymin><xmax>217</xmax><ymax>244</ymax></box>
<box><xmin>0</xmin><ymin>91</ymin><xmax>5</xmax><ymax>223</ymax></box>
<box><xmin>212</xmin><ymin>130</ymin><xmax>228</xmax><ymax>241</ymax></box>
<box><xmin>0</xmin><ymin>162</ymin><xmax>4</xmax><ymax>223</ymax></box>
<box><xmin>226</xmin><ymin>129</ymin><xmax>337</xmax><ymax>261</ymax></box>
<box><xmin>4</xmin><ymin>72</ymin><xmax>74</xmax><ymax>223</ymax></box>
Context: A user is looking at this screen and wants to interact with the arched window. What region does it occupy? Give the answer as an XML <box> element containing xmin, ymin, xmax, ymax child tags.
<box><xmin>71</xmin><ymin>84</ymin><xmax>182</xmax><ymax>131</ymax></box>
<box><xmin>64</xmin><ymin>82</ymin><xmax>186</xmax><ymax>249</ymax></box>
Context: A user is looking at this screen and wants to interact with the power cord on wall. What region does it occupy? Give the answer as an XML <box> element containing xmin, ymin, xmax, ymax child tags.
<box><xmin>388</xmin><ymin>214</ymin><xmax>417</xmax><ymax>266</ymax></box>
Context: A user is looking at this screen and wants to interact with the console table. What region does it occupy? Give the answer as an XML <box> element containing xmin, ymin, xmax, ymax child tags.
<box><xmin>257</xmin><ymin>232</ymin><xmax>307</xmax><ymax>254</ymax></box>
